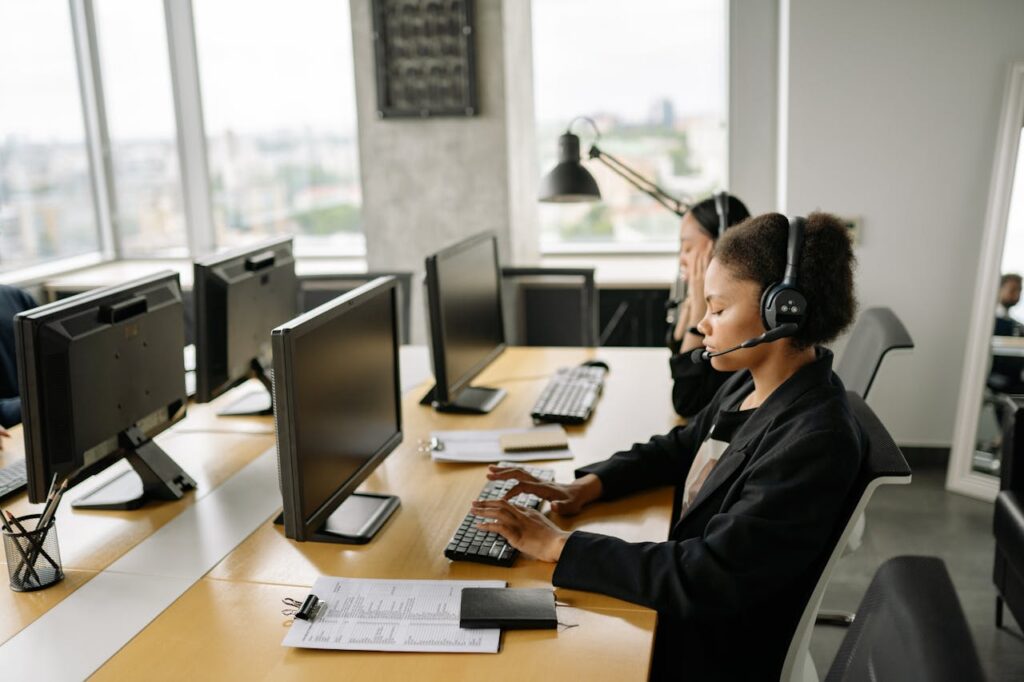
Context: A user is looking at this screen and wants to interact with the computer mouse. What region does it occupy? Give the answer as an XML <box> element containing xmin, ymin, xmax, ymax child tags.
<box><xmin>580</xmin><ymin>359</ymin><xmax>610</xmax><ymax>371</ymax></box>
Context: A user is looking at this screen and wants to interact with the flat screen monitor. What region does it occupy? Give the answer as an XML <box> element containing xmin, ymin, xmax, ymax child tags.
<box><xmin>421</xmin><ymin>231</ymin><xmax>506</xmax><ymax>413</ymax></box>
<box><xmin>274</xmin><ymin>276</ymin><xmax>402</xmax><ymax>543</ymax></box>
<box><xmin>15</xmin><ymin>272</ymin><xmax>195</xmax><ymax>510</ymax></box>
<box><xmin>194</xmin><ymin>236</ymin><xmax>298</xmax><ymax>416</ymax></box>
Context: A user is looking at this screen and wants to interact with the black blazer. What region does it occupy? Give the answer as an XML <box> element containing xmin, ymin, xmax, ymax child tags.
<box><xmin>553</xmin><ymin>348</ymin><xmax>863</xmax><ymax>681</ymax></box>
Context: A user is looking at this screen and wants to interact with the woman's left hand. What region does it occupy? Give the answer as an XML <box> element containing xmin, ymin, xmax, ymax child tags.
<box><xmin>471</xmin><ymin>500</ymin><xmax>570</xmax><ymax>563</ymax></box>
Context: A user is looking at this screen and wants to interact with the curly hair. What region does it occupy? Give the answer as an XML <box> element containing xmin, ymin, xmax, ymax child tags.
<box><xmin>713</xmin><ymin>212</ymin><xmax>857</xmax><ymax>349</ymax></box>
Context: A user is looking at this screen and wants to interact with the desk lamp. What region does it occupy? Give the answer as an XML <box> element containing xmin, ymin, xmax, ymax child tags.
<box><xmin>538</xmin><ymin>116</ymin><xmax>689</xmax><ymax>216</ymax></box>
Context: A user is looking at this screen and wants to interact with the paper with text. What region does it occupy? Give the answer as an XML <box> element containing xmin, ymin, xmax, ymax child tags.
<box><xmin>282</xmin><ymin>576</ymin><xmax>506</xmax><ymax>653</ymax></box>
<box><xmin>429</xmin><ymin>425</ymin><xmax>573</xmax><ymax>463</ymax></box>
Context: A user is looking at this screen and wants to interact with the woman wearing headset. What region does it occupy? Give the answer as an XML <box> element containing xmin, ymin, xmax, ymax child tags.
<box><xmin>668</xmin><ymin>193</ymin><xmax>750</xmax><ymax>417</ymax></box>
<box><xmin>472</xmin><ymin>212</ymin><xmax>861</xmax><ymax>680</ymax></box>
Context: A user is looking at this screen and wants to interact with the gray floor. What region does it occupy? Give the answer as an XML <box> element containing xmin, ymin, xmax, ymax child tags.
<box><xmin>808</xmin><ymin>454</ymin><xmax>1024</xmax><ymax>680</ymax></box>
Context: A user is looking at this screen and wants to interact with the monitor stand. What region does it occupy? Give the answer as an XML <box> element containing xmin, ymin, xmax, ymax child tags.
<box><xmin>419</xmin><ymin>384</ymin><xmax>507</xmax><ymax>414</ymax></box>
<box><xmin>273</xmin><ymin>492</ymin><xmax>400</xmax><ymax>544</ymax></box>
<box><xmin>72</xmin><ymin>426</ymin><xmax>197</xmax><ymax>511</ymax></box>
<box><xmin>218</xmin><ymin>358</ymin><xmax>274</xmax><ymax>417</ymax></box>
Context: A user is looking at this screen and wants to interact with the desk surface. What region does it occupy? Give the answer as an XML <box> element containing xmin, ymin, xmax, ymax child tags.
<box><xmin>42</xmin><ymin>256</ymin><xmax>675</xmax><ymax>296</ymax></box>
<box><xmin>0</xmin><ymin>347</ymin><xmax>679</xmax><ymax>679</ymax></box>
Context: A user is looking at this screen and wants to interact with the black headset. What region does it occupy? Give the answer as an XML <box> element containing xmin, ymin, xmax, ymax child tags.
<box><xmin>759</xmin><ymin>215</ymin><xmax>808</xmax><ymax>333</ymax></box>
<box><xmin>713</xmin><ymin>191</ymin><xmax>729</xmax><ymax>236</ymax></box>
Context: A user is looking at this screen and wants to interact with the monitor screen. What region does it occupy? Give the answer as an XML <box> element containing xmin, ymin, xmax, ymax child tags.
<box><xmin>194</xmin><ymin>236</ymin><xmax>297</xmax><ymax>405</ymax></box>
<box><xmin>425</xmin><ymin>232</ymin><xmax>505</xmax><ymax>404</ymax></box>
<box><xmin>15</xmin><ymin>272</ymin><xmax>192</xmax><ymax>507</ymax></box>
<box><xmin>274</xmin><ymin>277</ymin><xmax>402</xmax><ymax>539</ymax></box>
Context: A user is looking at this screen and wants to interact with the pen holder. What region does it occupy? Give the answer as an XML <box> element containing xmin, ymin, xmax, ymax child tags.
<box><xmin>3</xmin><ymin>513</ymin><xmax>64</xmax><ymax>592</ymax></box>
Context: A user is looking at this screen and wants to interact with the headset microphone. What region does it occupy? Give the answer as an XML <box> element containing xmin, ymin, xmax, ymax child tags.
<box><xmin>690</xmin><ymin>323</ymin><xmax>799</xmax><ymax>364</ymax></box>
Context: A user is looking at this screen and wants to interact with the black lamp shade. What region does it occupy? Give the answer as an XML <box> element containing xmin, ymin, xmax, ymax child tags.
<box><xmin>538</xmin><ymin>132</ymin><xmax>601</xmax><ymax>203</ymax></box>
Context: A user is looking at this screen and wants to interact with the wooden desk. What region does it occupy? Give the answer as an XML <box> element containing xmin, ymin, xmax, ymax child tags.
<box><xmin>92</xmin><ymin>347</ymin><xmax>678</xmax><ymax>680</ymax></box>
<box><xmin>0</xmin><ymin>400</ymin><xmax>275</xmax><ymax>645</ymax></box>
<box><xmin>2</xmin><ymin>347</ymin><xmax>679</xmax><ymax>679</ymax></box>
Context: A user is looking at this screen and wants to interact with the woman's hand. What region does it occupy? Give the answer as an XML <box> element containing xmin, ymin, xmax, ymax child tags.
<box><xmin>486</xmin><ymin>466</ymin><xmax>602</xmax><ymax>516</ymax></box>
<box><xmin>672</xmin><ymin>298</ymin><xmax>691</xmax><ymax>342</ymax></box>
<box><xmin>0</xmin><ymin>426</ymin><xmax>9</xmax><ymax>452</ymax></box>
<box><xmin>685</xmin><ymin>240</ymin><xmax>714</xmax><ymax>328</ymax></box>
<box><xmin>471</xmin><ymin>499</ymin><xmax>570</xmax><ymax>563</ymax></box>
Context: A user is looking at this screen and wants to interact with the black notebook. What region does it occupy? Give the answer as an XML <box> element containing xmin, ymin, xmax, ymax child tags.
<box><xmin>459</xmin><ymin>587</ymin><xmax>558</xmax><ymax>630</ymax></box>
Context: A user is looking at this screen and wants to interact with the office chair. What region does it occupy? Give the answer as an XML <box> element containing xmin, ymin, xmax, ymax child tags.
<box><xmin>781</xmin><ymin>391</ymin><xmax>912</xmax><ymax>682</ymax></box>
<box><xmin>815</xmin><ymin>307</ymin><xmax>915</xmax><ymax>626</ymax></box>
<box><xmin>834</xmin><ymin>307</ymin><xmax>914</xmax><ymax>399</ymax></box>
<box><xmin>298</xmin><ymin>272</ymin><xmax>413</xmax><ymax>344</ymax></box>
<box><xmin>500</xmin><ymin>267</ymin><xmax>598</xmax><ymax>347</ymax></box>
<box><xmin>994</xmin><ymin>394</ymin><xmax>1024</xmax><ymax>632</ymax></box>
<box><xmin>824</xmin><ymin>556</ymin><xmax>984</xmax><ymax>682</ymax></box>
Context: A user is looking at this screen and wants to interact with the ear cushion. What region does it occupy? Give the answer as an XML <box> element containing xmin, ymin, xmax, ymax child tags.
<box><xmin>762</xmin><ymin>283</ymin><xmax>808</xmax><ymax>331</ymax></box>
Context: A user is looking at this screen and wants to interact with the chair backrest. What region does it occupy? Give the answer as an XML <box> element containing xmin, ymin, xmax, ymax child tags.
<box><xmin>781</xmin><ymin>391</ymin><xmax>913</xmax><ymax>682</ymax></box>
<box><xmin>298</xmin><ymin>272</ymin><xmax>414</xmax><ymax>344</ymax></box>
<box><xmin>824</xmin><ymin>556</ymin><xmax>985</xmax><ymax>682</ymax></box>
<box><xmin>999</xmin><ymin>394</ymin><xmax>1024</xmax><ymax>492</ymax></box>
<box><xmin>500</xmin><ymin>267</ymin><xmax>598</xmax><ymax>347</ymax></box>
<box><xmin>835</xmin><ymin>307</ymin><xmax>914</xmax><ymax>398</ymax></box>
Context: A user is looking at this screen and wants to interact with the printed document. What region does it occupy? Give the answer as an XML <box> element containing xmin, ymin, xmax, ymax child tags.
<box><xmin>282</xmin><ymin>576</ymin><xmax>505</xmax><ymax>653</ymax></box>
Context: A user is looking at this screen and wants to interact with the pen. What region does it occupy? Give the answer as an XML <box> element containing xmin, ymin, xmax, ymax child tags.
<box><xmin>2</xmin><ymin>510</ymin><xmax>42</xmax><ymax>586</ymax></box>
<box><xmin>36</xmin><ymin>478</ymin><xmax>67</xmax><ymax>532</ymax></box>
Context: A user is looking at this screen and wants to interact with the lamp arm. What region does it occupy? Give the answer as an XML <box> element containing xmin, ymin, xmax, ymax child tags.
<box><xmin>589</xmin><ymin>146</ymin><xmax>688</xmax><ymax>217</ymax></box>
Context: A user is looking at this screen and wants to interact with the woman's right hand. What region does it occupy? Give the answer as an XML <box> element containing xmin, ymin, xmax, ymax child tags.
<box><xmin>685</xmin><ymin>240</ymin><xmax>714</xmax><ymax>327</ymax></box>
<box><xmin>486</xmin><ymin>466</ymin><xmax>602</xmax><ymax>516</ymax></box>
<box><xmin>0</xmin><ymin>426</ymin><xmax>9</xmax><ymax>452</ymax></box>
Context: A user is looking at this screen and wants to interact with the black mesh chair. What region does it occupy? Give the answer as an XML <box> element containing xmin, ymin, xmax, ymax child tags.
<box><xmin>298</xmin><ymin>272</ymin><xmax>413</xmax><ymax>344</ymax></box>
<box><xmin>994</xmin><ymin>394</ymin><xmax>1024</xmax><ymax>631</ymax></box>
<box><xmin>835</xmin><ymin>307</ymin><xmax>914</xmax><ymax>399</ymax></box>
<box><xmin>500</xmin><ymin>267</ymin><xmax>598</xmax><ymax>347</ymax></box>
<box><xmin>781</xmin><ymin>392</ymin><xmax>912</xmax><ymax>682</ymax></box>
<box><xmin>817</xmin><ymin>307</ymin><xmax>915</xmax><ymax>627</ymax></box>
<box><xmin>824</xmin><ymin>556</ymin><xmax>985</xmax><ymax>682</ymax></box>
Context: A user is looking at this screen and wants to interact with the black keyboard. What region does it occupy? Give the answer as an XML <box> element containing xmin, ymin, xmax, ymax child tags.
<box><xmin>0</xmin><ymin>459</ymin><xmax>27</xmax><ymax>500</ymax></box>
<box><xmin>444</xmin><ymin>462</ymin><xmax>556</xmax><ymax>567</ymax></box>
<box><xmin>530</xmin><ymin>365</ymin><xmax>607</xmax><ymax>424</ymax></box>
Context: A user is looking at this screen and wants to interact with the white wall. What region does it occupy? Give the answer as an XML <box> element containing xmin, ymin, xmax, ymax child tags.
<box><xmin>775</xmin><ymin>0</ymin><xmax>1024</xmax><ymax>445</ymax></box>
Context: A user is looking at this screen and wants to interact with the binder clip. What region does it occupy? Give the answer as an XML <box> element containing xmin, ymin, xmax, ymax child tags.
<box><xmin>416</xmin><ymin>437</ymin><xmax>443</xmax><ymax>455</ymax></box>
<box><xmin>282</xmin><ymin>594</ymin><xmax>324</xmax><ymax>622</ymax></box>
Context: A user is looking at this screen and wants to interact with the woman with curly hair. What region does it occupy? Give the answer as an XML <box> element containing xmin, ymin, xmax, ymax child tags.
<box><xmin>472</xmin><ymin>212</ymin><xmax>861</xmax><ymax>680</ymax></box>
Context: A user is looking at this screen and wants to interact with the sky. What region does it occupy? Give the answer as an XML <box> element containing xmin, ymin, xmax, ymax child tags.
<box><xmin>532</xmin><ymin>0</ymin><xmax>726</xmax><ymax>124</ymax></box>
<box><xmin>0</xmin><ymin>0</ymin><xmax>359</xmax><ymax>141</ymax></box>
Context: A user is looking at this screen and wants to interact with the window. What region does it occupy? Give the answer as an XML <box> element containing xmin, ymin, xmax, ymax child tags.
<box><xmin>95</xmin><ymin>0</ymin><xmax>188</xmax><ymax>257</ymax></box>
<box><xmin>0</xmin><ymin>2</ymin><xmax>101</xmax><ymax>273</ymax></box>
<box><xmin>194</xmin><ymin>0</ymin><xmax>364</xmax><ymax>256</ymax></box>
<box><xmin>532</xmin><ymin>0</ymin><xmax>727</xmax><ymax>252</ymax></box>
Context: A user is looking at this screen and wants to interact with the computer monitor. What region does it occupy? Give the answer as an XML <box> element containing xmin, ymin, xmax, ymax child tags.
<box><xmin>194</xmin><ymin>236</ymin><xmax>298</xmax><ymax>416</ymax></box>
<box><xmin>15</xmin><ymin>272</ymin><xmax>195</xmax><ymax>510</ymax></box>
<box><xmin>421</xmin><ymin>231</ymin><xmax>507</xmax><ymax>413</ymax></box>
<box><xmin>273</xmin><ymin>276</ymin><xmax>402</xmax><ymax>544</ymax></box>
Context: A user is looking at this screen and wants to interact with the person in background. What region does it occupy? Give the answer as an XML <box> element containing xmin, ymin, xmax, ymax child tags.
<box><xmin>996</xmin><ymin>273</ymin><xmax>1023</xmax><ymax>336</ymax></box>
<box><xmin>0</xmin><ymin>284</ymin><xmax>39</xmax><ymax>433</ymax></box>
<box><xmin>991</xmin><ymin>273</ymin><xmax>1024</xmax><ymax>395</ymax></box>
<box><xmin>474</xmin><ymin>212</ymin><xmax>862</xmax><ymax>680</ymax></box>
<box><xmin>667</xmin><ymin>193</ymin><xmax>750</xmax><ymax>417</ymax></box>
